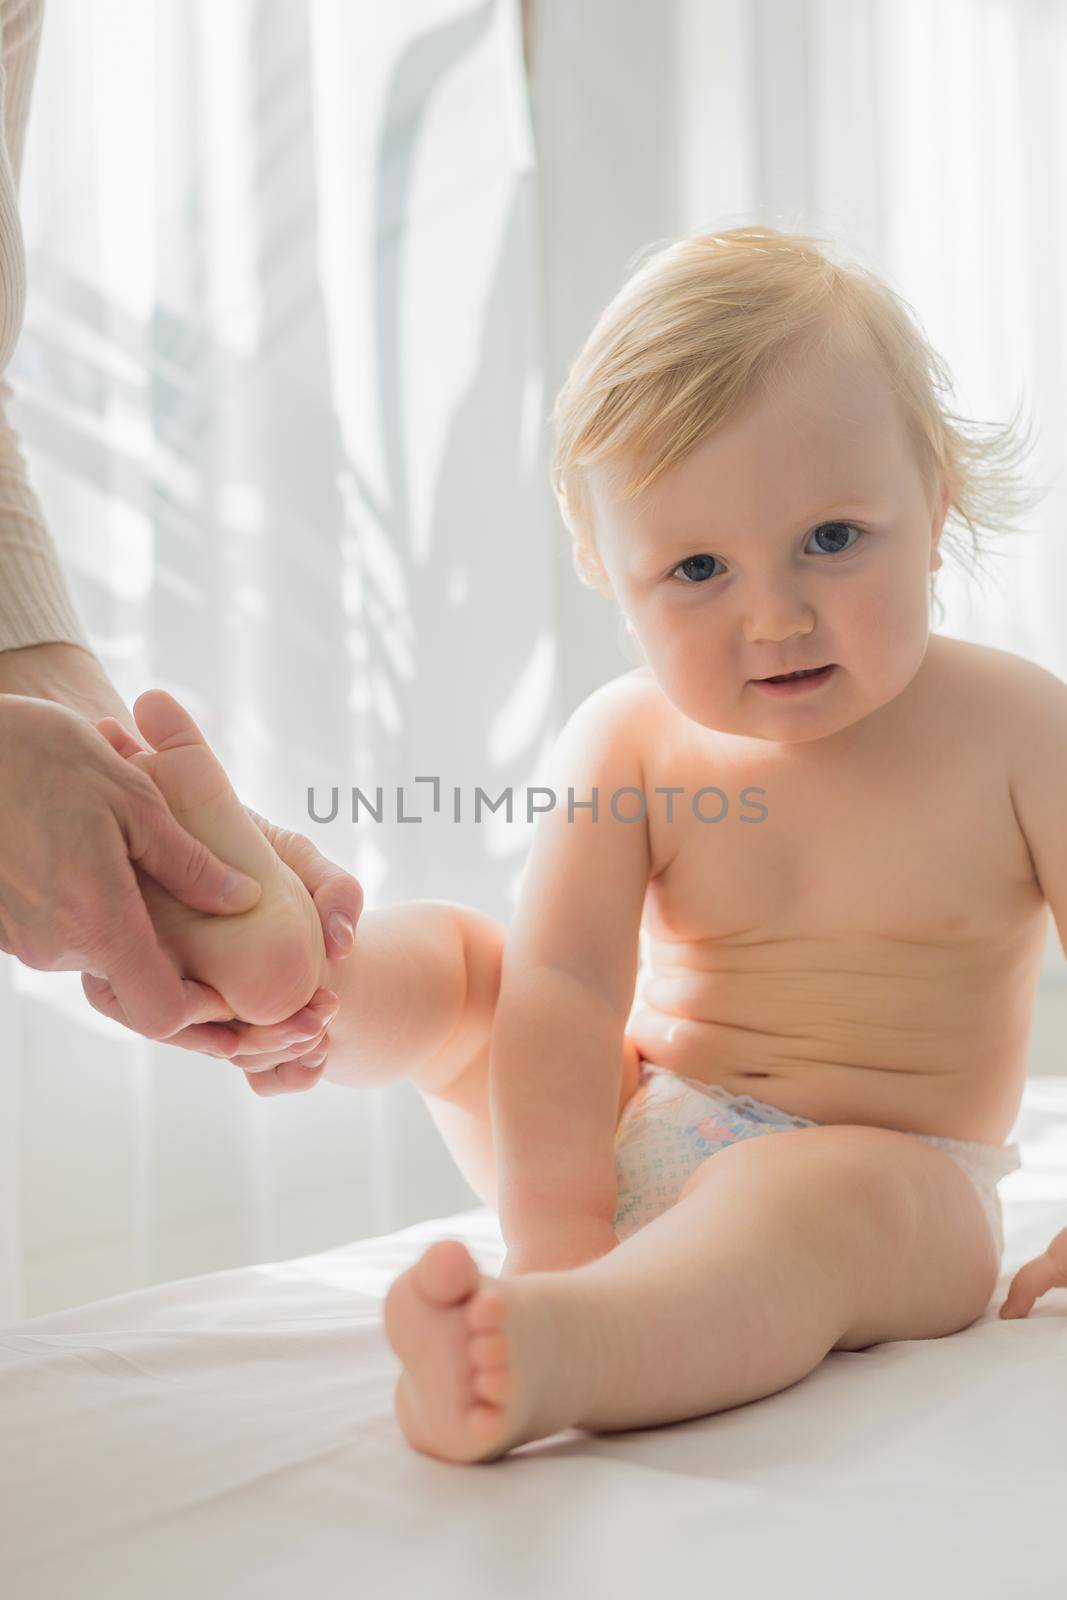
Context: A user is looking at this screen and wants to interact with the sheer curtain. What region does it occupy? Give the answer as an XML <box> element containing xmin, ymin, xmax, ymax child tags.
<box><xmin>0</xmin><ymin>0</ymin><xmax>551</xmax><ymax>1320</ymax></box>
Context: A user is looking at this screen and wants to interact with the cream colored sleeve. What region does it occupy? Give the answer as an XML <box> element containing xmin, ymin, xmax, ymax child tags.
<box><xmin>0</xmin><ymin>0</ymin><xmax>89</xmax><ymax>652</ymax></box>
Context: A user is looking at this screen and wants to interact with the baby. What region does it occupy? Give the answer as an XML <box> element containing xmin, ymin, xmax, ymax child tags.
<box><xmin>99</xmin><ymin>225</ymin><xmax>1067</xmax><ymax>1466</ymax></box>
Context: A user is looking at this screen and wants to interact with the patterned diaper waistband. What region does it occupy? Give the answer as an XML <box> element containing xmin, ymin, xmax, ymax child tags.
<box><xmin>637</xmin><ymin>1065</ymin><xmax>1023</xmax><ymax>1183</ymax></box>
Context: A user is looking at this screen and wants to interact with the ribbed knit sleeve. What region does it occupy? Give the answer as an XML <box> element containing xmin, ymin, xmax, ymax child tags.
<box><xmin>0</xmin><ymin>0</ymin><xmax>89</xmax><ymax>652</ymax></box>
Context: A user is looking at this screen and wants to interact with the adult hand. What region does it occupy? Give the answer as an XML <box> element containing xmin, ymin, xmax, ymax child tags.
<box><xmin>0</xmin><ymin>693</ymin><xmax>262</xmax><ymax>1039</ymax></box>
<box><xmin>81</xmin><ymin>717</ymin><xmax>365</xmax><ymax>1093</ymax></box>
<box><xmin>148</xmin><ymin>808</ymin><xmax>364</xmax><ymax>1095</ymax></box>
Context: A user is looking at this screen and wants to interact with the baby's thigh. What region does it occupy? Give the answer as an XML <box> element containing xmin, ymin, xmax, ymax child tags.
<box><xmin>676</xmin><ymin>1123</ymin><xmax>1000</xmax><ymax>1351</ymax></box>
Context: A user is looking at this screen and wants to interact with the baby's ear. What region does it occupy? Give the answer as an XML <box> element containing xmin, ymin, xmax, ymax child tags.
<box><xmin>572</xmin><ymin>543</ymin><xmax>613</xmax><ymax>596</ymax></box>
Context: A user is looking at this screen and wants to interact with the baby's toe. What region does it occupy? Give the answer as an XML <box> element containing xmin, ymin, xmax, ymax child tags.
<box><xmin>471</xmin><ymin>1366</ymin><xmax>512</xmax><ymax>1406</ymax></box>
<box><xmin>415</xmin><ymin>1240</ymin><xmax>480</xmax><ymax>1306</ymax></box>
<box><xmin>466</xmin><ymin>1287</ymin><xmax>508</xmax><ymax>1335</ymax></box>
<box><xmin>133</xmin><ymin>689</ymin><xmax>206</xmax><ymax>755</ymax></box>
<box><xmin>469</xmin><ymin>1332</ymin><xmax>509</xmax><ymax>1370</ymax></box>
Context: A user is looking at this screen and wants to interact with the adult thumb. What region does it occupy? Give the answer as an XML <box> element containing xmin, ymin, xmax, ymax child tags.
<box><xmin>124</xmin><ymin>792</ymin><xmax>262</xmax><ymax>915</ymax></box>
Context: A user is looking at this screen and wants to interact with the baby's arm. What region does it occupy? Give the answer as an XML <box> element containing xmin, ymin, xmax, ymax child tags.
<box><xmin>1000</xmin><ymin>658</ymin><xmax>1067</xmax><ymax>1316</ymax></box>
<box><xmin>492</xmin><ymin>678</ymin><xmax>651</xmax><ymax>1274</ymax></box>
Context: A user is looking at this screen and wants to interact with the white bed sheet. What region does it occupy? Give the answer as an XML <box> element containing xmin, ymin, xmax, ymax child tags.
<box><xmin>3</xmin><ymin>1082</ymin><xmax>1067</xmax><ymax>1600</ymax></box>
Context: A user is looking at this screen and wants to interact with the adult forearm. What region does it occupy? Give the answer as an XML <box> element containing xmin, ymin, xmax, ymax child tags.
<box><xmin>0</xmin><ymin>641</ymin><xmax>136</xmax><ymax>731</ymax></box>
<box><xmin>491</xmin><ymin>966</ymin><xmax>624</xmax><ymax>1242</ymax></box>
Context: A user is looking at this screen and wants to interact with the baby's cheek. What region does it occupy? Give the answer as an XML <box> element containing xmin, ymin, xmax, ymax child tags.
<box><xmin>853</xmin><ymin>568</ymin><xmax>925</xmax><ymax>646</ymax></box>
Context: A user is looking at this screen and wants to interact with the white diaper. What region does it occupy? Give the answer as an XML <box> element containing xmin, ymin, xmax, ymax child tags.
<box><xmin>613</xmin><ymin>1063</ymin><xmax>1021</xmax><ymax>1260</ymax></box>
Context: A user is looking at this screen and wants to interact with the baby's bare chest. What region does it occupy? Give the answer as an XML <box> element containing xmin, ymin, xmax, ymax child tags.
<box><xmin>642</xmin><ymin>725</ymin><xmax>1038</xmax><ymax>950</ymax></box>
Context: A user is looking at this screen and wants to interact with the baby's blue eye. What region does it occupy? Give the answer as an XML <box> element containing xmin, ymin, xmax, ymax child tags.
<box><xmin>672</xmin><ymin>553</ymin><xmax>718</xmax><ymax>584</ymax></box>
<box><xmin>806</xmin><ymin>521</ymin><xmax>861</xmax><ymax>555</ymax></box>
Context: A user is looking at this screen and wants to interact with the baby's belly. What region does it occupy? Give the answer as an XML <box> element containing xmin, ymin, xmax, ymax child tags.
<box><xmin>624</xmin><ymin>934</ymin><xmax>1043</xmax><ymax>1144</ymax></box>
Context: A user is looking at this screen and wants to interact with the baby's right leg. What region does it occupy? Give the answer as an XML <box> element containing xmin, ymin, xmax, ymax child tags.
<box><xmin>321</xmin><ymin>901</ymin><xmax>503</xmax><ymax>1094</ymax></box>
<box><xmin>322</xmin><ymin>901</ymin><xmax>641</xmax><ymax>1212</ymax></box>
<box><xmin>324</xmin><ymin>901</ymin><xmax>505</xmax><ymax>1207</ymax></box>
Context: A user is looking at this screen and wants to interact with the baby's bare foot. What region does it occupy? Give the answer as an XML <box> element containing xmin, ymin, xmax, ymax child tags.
<box><xmin>383</xmin><ymin>1240</ymin><xmax>584</xmax><ymax>1463</ymax></box>
<box><xmin>115</xmin><ymin>691</ymin><xmax>325</xmax><ymax>1025</ymax></box>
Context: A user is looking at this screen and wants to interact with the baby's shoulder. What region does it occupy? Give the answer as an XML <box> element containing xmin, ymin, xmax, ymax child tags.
<box><xmin>932</xmin><ymin>636</ymin><xmax>1067</xmax><ymax>793</ymax></box>
<box><xmin>934</xmin><ymin>634</ymin><xmax>1067</xmax><ymax>722</ymax></box>
<box><xmin>562</xmin><ymin>666</ymin><xmax>669</xmax><ymax>761</ymax></box>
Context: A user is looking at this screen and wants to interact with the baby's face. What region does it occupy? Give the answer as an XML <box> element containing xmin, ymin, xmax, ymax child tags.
<box><xmin>589</xmin><ymin>339</ymin><xmax>949</xmax><ymax>753</ymax></box>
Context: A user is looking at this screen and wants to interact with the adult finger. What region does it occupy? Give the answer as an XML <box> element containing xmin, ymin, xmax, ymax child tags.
<box><xmin>243</xmin><ymin>1058</ymin><xmax>328</xmax><ymax>1097</ymax></box>
<box><xmin>86</xmin><ymin>860</ymin><xmax>241</xmax><ymax>1040</ymax></box>
<box><xmin>81</xmin><ymin>970</ymin><xmax>243</xmax><ymax>1058</ymax></box>
<box><xmin>246</xmin><ymin>811</ymin><xmax>363</xmax><ymax>959</ymax></box>
<box><xmin>119</xmin><ymin>775</ymin><xmax>262</xmax><ymax>917</ymax></box>
<box><xmin>311</xmin><ymin>866</ymin><xmax>363</xmax><ymax>958</ymax></box>
<box><xmin>231</xmin><ymin>1032</ymin><xmax>330</xmax><ymax>1073</ymax></box>
<box><xmin>218</xmin><ymin>989</ymin><xmax>339</xmax><ymax>1058</ymax></box>
<box><xmin>81</xmin><ymin>968</ymin><xmax>234</xmax><ymax>1027</ymax></box>
<box><xmin>158</xmin><ymin>1021</ymin><xmax>244</xmax><ymax>1057</ymax></box>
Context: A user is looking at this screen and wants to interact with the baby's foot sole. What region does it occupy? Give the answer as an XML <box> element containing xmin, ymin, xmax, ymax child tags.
<box><xmin>130</xmin><ymin>691</ymin><xmax>236</xmax><ymax>816</ymax></box>
<box><xmin>383</xmin><ymin>1240</ymin><xmax>557</xmax><ymax>1464</ymax></box>
<box><xmin>116</xmin><ymin>690</ymin><xmax>324</xmax><ymax>1024</ymax></box>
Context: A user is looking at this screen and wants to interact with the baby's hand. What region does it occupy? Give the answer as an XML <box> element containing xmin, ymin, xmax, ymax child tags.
<box><xmin>999</xmin><ymin>1223</ymin><xmax>1067</xmax><ymax>1319</ymax></box>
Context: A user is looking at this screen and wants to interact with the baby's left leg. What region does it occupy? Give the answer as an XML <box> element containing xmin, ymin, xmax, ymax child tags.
<box><xmin>385</xmin><ymin>1122</ymin><xmax>1000</xmax><ymax>1463</ymax></box>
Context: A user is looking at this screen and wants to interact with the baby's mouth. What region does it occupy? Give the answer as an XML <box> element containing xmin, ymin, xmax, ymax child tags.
<box><xmin>756</xmin><ymin>664</ymin><xmax>834</xmax><ymax>683</ymax></box>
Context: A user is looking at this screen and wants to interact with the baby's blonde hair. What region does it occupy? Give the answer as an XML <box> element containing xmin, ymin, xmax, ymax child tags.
<box><xmin>550</xmin><ymin>224</ymin><xmax>1047</xmax><ymax>628</ymax></box>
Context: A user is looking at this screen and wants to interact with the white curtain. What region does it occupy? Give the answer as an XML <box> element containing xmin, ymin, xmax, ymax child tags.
<box><xmin>1</xmin><ymin>0</ymin><xmax>551</xmax><ymax>1320</ymax></box>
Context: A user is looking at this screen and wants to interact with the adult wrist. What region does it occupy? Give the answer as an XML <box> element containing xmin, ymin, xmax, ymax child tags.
<box><xmin>0</xmin><ymin>641</ymin><xmax>136</xmax><ymax>731</ymax></box>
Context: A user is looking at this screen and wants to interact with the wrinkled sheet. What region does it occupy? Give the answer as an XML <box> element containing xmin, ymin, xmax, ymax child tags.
<box><xmin>3</xmin><ymin>1082</ymin><xmax>1067</xmax><ymax>1600</ymax></box>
